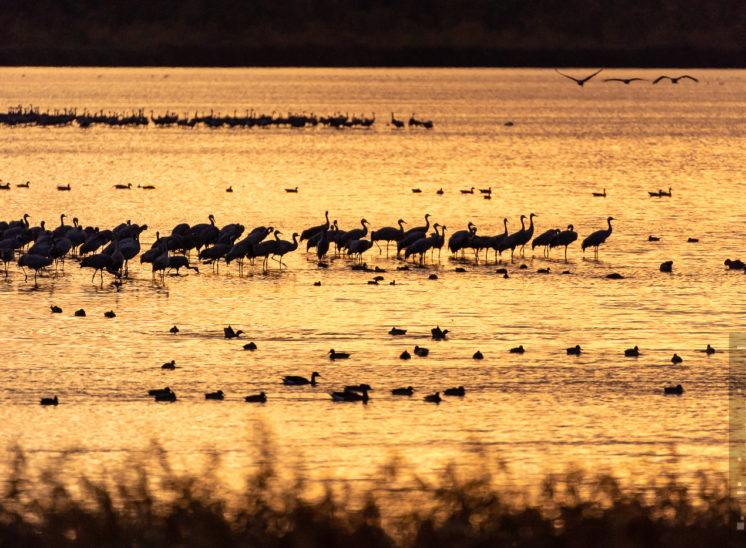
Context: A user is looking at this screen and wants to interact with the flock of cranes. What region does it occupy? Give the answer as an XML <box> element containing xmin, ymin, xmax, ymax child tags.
<box><xmin>0</xmin><ymin>209</ymin><xmax>619</xmax><ymax>285</ymax></box>
<box><xmin>0</xmin><ymin>105</ymin><xmax>438</xmax><ymax>130</ymax></box>
<box><xmin>554</xmin><ymin>69</ymin><xmax>699</xmax><ymax>86</ymax></box>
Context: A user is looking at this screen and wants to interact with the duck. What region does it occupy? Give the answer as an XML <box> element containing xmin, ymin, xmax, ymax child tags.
<box><xmin>40</xmin><ymin>396</ymin><xmax>58</xmax><ymax>406</ymax></box>
<box><xmin>313</xmin><ymin>281</ymin><xmax>321</xmax><ymax>286</ymax></box>
<box><xmin>243</xmin><ymin>342</ymin><xmax>257</xmax><ymax>351</ymax></box>
<box><xmin>496</xmin><ymin>268</ymin><xmax>508</xmax><ymax>275</ymax></box>
<box><xmin>431</xmin><ymin>326</ymin><xmax>448</xmax><ymax>340</ymax></box>
<box><xmin>392</xmin><ymin>386</ymin><xmax>414</xmax><ymax>396</ymax></box>
<box><xmin>428</xmin><ymin>274</ymin><xmax>439</xmax><ymax>280</ymax></box>
<box><xmin>663</xmin><ymin>384</ymin><xmax>684</xmax><ymax>395</ymax></box>
<box><xmin>283</xmin><ymin>372</ymin><xmax>321</xmax><ymax>386</ymax></box>
<box><xmin>625</xmin><ymin>346</ymin><xmax>640</xmax><ymax>357</ymax></box>
<box><xmin>245</xmin><ymin>392</ymin><xmax>267</xmax><ymax>403</ymax></box>
<box><xmin>725</xmin><ymin>259</ymin><xmax>745</xmax><ymax>270</ymax></box>
<box><xmin>400</xmin><ymin>350</ymin><xmax>411</xmax><ymax>360</ymax></box>
<box><xmin>161</xmin><ymin>360</ymin><xmax>176</xmax><ymax>370</ymax></box>
<box><xmin>424</xmin><ymin>392</ymin><xmax>442</xmax><ymax>403</ymax></box>
<box><xmin>329</xmin><ymin>349</ymin><xmax>350</xmax><ymax>360</ymax></box>
<box><xmin>455</xmin><ymin>267</ymin><xmax>467</xmax><ymax>272</ymax></box>
<box><xmin>205</xmin><ymin>390</ymin><xmax>224</xmax><ymax>400</ymax></box>
<box><xmin>537</xmin><ymin>267</ymin><xmax>551</xmax><ymax>274</ymax></box>
<box><xmin>660</xmin><ymin>261</ymin><xmax>673</xmax><ymax>272</ymax></box>
<box><xmin>436</xmin><ymin>188</ymin><xmax>444</xmax><ymax>195</ymax></box>
<box><xmin>50</xmin><ymin>305</ymin><xmax>62</xmax><ymax>313</ymax></box>
<box><xmin>148</xmin><ymin>387</ymin><xmax>172</xmax><ymax>396</ymax></box>
<box><xmin>687</xmin><ymin>238</ymin><xmax>699</xmax><ymax>243</ymax></box>
<box><xmin>473</xmin><ymin>350</ymin><xmax>484</xmax><ymax>360</ymax></box>
<box><xmin>224</xmin><ymin>325</ymin><xmax>243</xmax><ymax>338</ymax></box>
<box><xmin>702</xmin><ymin>344</ymin><xmax>715</xmax><ymax>355</ymax></box>
<box><xmin>444</xmin><ymin>386</ymin><xmax>465</xmax><ymax>396</ymax></box>
<box><xmin>671</xmin><ymin>353</ymin><xmax>683</xmax><ymax>364</ymax></box>
<box><xmin>331</xmin><ymin>388</ymin><xmax>369</xmax><ymax>402</ymax></box>
<box><xmin>389</xmin><ymin>326</ymin><xmax>407</xmax><ymax>336</ymax></box>
<box><xmin>566</xmin><ymin>345</ymin><xmax>582</xmax><ymax>356</ymax></box>
<box><xmin>510</xmin><ymin>345</ymin><xmax>525</xmax><ymax>354</ymax></box>
<box><xmin>414</xmin><ymin>345</ymin><xmax>429</xmax><ymax>357</ymax></box>
<box><xmin>74</xmin><ymin>309</ymin><xmax>86</xmax><ymax>317</ymax></box>
<box><xmin>648</xmin><ymin>235</ymin><xmax>660</xmax><ymax>242</ymax></box>
<box><xmin>606</xmin><ymin>273</ymin><xmax>625</xmax><ymax>279</ymax></box>
<box><xmin>226</xmin><ymin>186</ymin><xmax>233</xmax><ymax>193</ymax></box>
<box><xmin>169</xmin><ymin>325</ymin><xmax>179</xmax><ymax>334</ymax></box>
<box><xmin>104</xmin><ymin>310</ymin><xmax>116</xmax><ymax>318</ymax></box>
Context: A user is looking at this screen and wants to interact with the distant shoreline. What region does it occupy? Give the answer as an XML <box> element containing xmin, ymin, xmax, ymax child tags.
<box><xmin>1</xmin><ymin>46</ymin><xmax>744</xmax><ymax>68</ymax></box>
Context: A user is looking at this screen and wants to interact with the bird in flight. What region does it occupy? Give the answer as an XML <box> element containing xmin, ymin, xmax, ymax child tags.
<box><xmin>653</xmin><ymin>75</ymin><xmax>698</xmax><ymax>84</ymax></box>
<box><xmin>604</xmin><ymin>77</ymin><xmax>646</xmax><ymax>84</ymax></box>
<box><xmin>555</xmin><ymin>68</ymin><xmax>603</xmax><ymax>86</ymax></box>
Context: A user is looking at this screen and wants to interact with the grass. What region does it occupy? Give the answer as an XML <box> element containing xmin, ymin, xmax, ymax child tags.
<box><xmin>0</xmin><ymin>435</ymin><xmax>742</xmax><ymax>547</ymax></box>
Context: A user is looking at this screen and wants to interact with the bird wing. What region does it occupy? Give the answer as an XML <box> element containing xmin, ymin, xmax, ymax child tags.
<box><xmin>554</xmin><ymin>69</ymin><xmax>580</xmax><ymax>83</ymax></box>
<box><xmin>653</xmin><ymin>76</ymin><xmax>670</xmax><ymax>84</ymax></box>
<box><xmin>604</xmin><ymin>78</ymin><xmax>624</xmax><ymax>82</ymax></box>
<box><xmin>580</xmin><ymin>68</ymin><xmax>603</xmax><ymax>83</ymax></box>
<box><xmin>680</xmin><ymin>75</ymin><xmax>699</xmax><ymax>82</ymax></box>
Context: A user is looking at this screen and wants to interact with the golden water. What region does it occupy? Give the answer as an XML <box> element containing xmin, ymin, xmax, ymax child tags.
<box><xmin>0</xmin><ymin>68</ymin><xmax>744</xmax><ymax>492</ymax></box>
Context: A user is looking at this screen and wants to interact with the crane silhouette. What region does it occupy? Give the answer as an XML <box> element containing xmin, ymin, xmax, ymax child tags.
<box><xmin>555</xmin><ymin>68</ymin><xmax>603</xmax><ymax>86</ymax></box>
<box><xmin>582</xmin><ymin>217</ymin><xmax>614</xmax><ymax>258</ymax></box>
<box><xmin>653</xmin><ymin>75</ymin><xmax>698</xmax><ymax>84</ymax></box>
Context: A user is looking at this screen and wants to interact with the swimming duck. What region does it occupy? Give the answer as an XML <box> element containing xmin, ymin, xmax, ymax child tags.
<box><xmin>566</xmin><ymin>345</ymin><xmax>582</xmax><ymax>355</ymax></box>
<box><xmin>224</xmin><ymin>325</ymin><xmax>243</xmax><ymax>338</ymax></box>
<box><xmin>414</xmin><ymin>345</ymin><xmax>429</xmax><ymax>357</ymax></box>
<box><xmin>331</xmin><ymin>388</ymin><xmax>369</xmax><ymax>402</ymax></box>
<box><xmin>473</xmin><ymin>351</ymin><xmax>484</xmax><ymax>360</ymax></box>
<box><xmin>243</xmin><ymin>342</ymin><xmax>257</xmax><ymax>351</ymax></box>
<box><xmin>424</xmin><ymin>392</ymin><xmax>442</xmax><ymax>403</ymax></box>
<box><xmin>625</xmin><ymin>346</ymin><xmax>640</xmax><ymax>357</ymax></box>
<box><xmin>444</xmin><ymin>386</ymin><xmax>465</xmax><ymax>396</ymax></box>
<box><xmin>283</xmin><ymin>372</ymin><xmax>321</xmax><ymax>386</ymax></box>
<box><xmin>392</xmin><ymin>386</ymin><xmax>414</xmax><ymax>396</ymax></box>
<box><xmin>329</xmin><ymin>349</ymin><xmax>350</xmax><ymax>360</ymax></box>
<box><xmin>400</xmin><ymin>350</ymin><xmax>411</xmax><ymax>360</ymax></box>
<box><xmin>245</xmin><ymin>392</ymin><xmax>267</xmax><ymax>403</ymax></box>
<box><xmin>389</xmin><ymin>327</ymin><xmax>407</xmax><ymax>336</ymax></box>
<box><xmin>671</xmin><ymin>353</ymin><xmax>683</xmax><ymax>364</ymax></box>
<box><xmin>663</xmin><ymin>384</ymin><xmax>684</xmax><ymax>395</ymax></box>
<box><xmin>40</xmin><ymin>396</ymin><xmax>58</xmax><ymax>406</ymax></box>
<box><xmin>510</xmin><ymin>345</ymin><xmax>525</xmax><ymax>354</ymax></box>
<box><xmin>205</xmin><ymin>390</ymin><xmax>224</xmax><ymax>400</ymax></box>
<box><xmin>161</xmin><ymin>360</ymin><xmax>176</xmax><ymax>370</ymax></box>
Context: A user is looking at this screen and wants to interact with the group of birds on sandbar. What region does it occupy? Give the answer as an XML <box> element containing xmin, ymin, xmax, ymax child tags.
<box><xmin>0</xmin><ymin>105</ymin><xmax>439</xmax><ymax>130</ymax></box>
<box><xmin>1</xmin><ymin>210</ymin><xmax>621</xmax><ymax>286</ymax></box>
<box><xmin>554</xmin><ymin>69</ymin><xmax>698</xmax><ymax>86</ymax></box>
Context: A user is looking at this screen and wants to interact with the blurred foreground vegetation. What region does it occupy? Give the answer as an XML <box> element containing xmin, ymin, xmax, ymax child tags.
<box><xmin>1</xmin><ymin>0</ymin><xmax>745</xmax><ymax>66</ymax></box>
<box><xmin>0</xmin><ymin>436</ymin><xmax>742</xmax><ymax>547</ymax></box>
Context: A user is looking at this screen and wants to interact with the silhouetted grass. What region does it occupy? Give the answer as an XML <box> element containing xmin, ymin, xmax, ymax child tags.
<box><xmin>0</xmin><ymin>437</ymin><xmax>742</xmax><ymax>547</ymax></box>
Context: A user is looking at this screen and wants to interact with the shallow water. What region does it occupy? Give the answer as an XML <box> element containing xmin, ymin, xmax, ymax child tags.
<box><xmin>0</xmin><ymin>68</ymin><xmax>744</xmax><ymax>492</ymax></box>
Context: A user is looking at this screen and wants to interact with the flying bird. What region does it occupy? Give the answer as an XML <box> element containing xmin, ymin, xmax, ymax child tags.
<box><xmin>555</xmin><ymin>68</ymin><xmax>603</xmax><ymax>86</ymax></box>
<box><xmin>604</xmin><ymin>78</ymin><xmax>646</xmax><ymax>84</ymax></box>
<box><xmin>653</xmin><ymin>75</ymin><xmax>698</xmax><ymax>84</ymax></box>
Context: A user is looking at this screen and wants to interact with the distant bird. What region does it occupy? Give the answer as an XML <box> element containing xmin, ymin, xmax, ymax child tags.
<box><xmin>510</xmin><ymin>345</ymin><xmax>525</xmax><ymax>354</ymax></box>
<box><xmin>660</xmin><ymin>261</ymin><xmax>673</xmax><ymax>272</ymax></box>
<box><xmin>80</xmin><ymin>253</ymin><xmax>114</xmax><ymax>283</ymax></box>
<box><xmin>625</xmin><ymin>346</ymin><xmax>640</xmax><ymax>357</ymax></box>
<box><xmin>205</xmin><ymin>390</ymin><xmax>224</xmax><ymax>400</ymax></box>
<box><xmin>671</xmin><ymin>353</ymin><xmax>683</xmax><ymax>364</ymax></box>
<box><xmin>582</xmin><ymin>217</ymin><xmax>614</xmax><ymax>258</ymax></box>
<box><xmin>74</xmin><ymin>309</ymin><xmax>86</xmax><ymax>317</ymax></box>
<box><xmin>606</xmin><ymin>273</ymin><xmax>625</xmax><ymax>279</ymax></box>
<box><xmin>460</xmin><ymin>187</ymin><xmax>475</xmax><ymax>194</ymax></box>
<box><xmin>444</xmin><ymin>386</ymin><xmax>465</xmax><ymax>396</ymax></box>
<box><xmin>57</xmin><ymin>183</ymin><xmax>71</xmax><ymax>191</ymax></box>
<box><xmin>592</xmin><ymin>188</ymin><xmax>606</xmax><ymax>197</ymax></box>
<box><xmin>224</xmin><ymin>325</ymin><xmax>243</xmax><ymax>338</ymax></box>
<box><xmin>139</xmin><ymin>184</ymin><xmax>156</xmax><ymax>189</ymax></box>
<box><xmin>479</xmin><ymin>187</ymin><xmax>491</xmax><ymax>195</ymax></box>
<box><xmin>50</xmin><ymin>305</ymin><xmax>62</xmax><ymax>313</ymax></box>
<box><xmin>653</xmin><ymin>75</ymin><xmax>698</xmax><ymax>84</ymax></box>
<box><xmin>243</xmin><ymin>342</ymin><xmax>257</xmax><ymax>351</ymax></box>
<box><xmin>392</xmin><ymin>386</ymin><xmax>414</xmax><ymax>396</ymax></box>
<box><xmin>390</xmin><ymin>113</ymin><xmax>405</xmax><ymax>128</ymax></box>
<box><xmin>285</xmin><ymin>187</ymin><xmax>299</xmax><ymax>193</ymax></box>
<box><xmin>663</xmin><ymin>384</ymin><xmax>684</xmax><ymax>395</ymax></box>
<box><xmin>604</xmin><ymin>78</ymin><xmax>646</xmax><ymax>84</ymax></box>
<box><xmin>148</xmin><ymin>387</ymin><xmax>172</xmax><ymax>397</ymax></box>
<box><xmin>473</xmin><ymin>351</ymin><xmax>484</xmax><ymax>360</ymax></box>
<box><xmin>436</xmin><ymin>188</ymin><xmax>444</xmax><ymax>195</ymax></box>
<box><xmin>567</xmin><ymin>345</ymin><xmax>582</xmax><ymax>355</ymax></box>
<box><xmin>400</xmin><ymin>350</ymin><xmax>411</xmax><ymax>360</ymax></box>
<box><xmin>170</xmin><ymin>325</ymin><xmax>179</xmax><ymax>334</ymax></box>
<box><xmin>18</xmin><ymin>253</ymin><xmax>54</xmax><ymax>284</ymax></box>
<box><xmin>660</xmin><ymin>187</ymin><xmax>672</xmax><ymax>197</ymax></box>
<box><xmin>283</xmin><ymin>372</ymin><xmax>321</xmax><ymax>386</ymax></box>
<box><xmin>300</xmin><ymin>211</ymin><xmax>330</xmax><ymax>242</ymax></box>
<box><xmin>226</xmin><ymin>186</ymin><xmax>233</xmax><ymax>193</ymax></box>
<box><xmin>245</xmin><ymin>392</ymin><xmax>267</xmax><ymax>403</ymax></box>
<box><xmin>702</xmin><ymin>344</ymin><xmax>715</xmax><ymax>355</ymax></box>
<box><xmin>648</xmin><ymin>236</ymin><xmax>660</xmax><ymax>241</ymax></box>
<box><xmin>104</xmin><ymin>310</ymin><xmax>116</xmax><ymax>318</ymax></box>
<box><xmin>414</xmin><ymin>345</ymin><xmax>429</xmax><ymax>357</ymax></box>
<box><xmin>0</xmin><ymin>182</ymin><xmax>9</xmax><ymax>190</ymax></box>
<box><xmin>40</xmin><ymin>396</ymin><xmax>58</xmax><ymax>406</ymax></box>
<box><xmin>313</xmin><ymin>281</ymin><xmax>321</xmax><ymax>286</ymax></box>
<box><xmin>329</xmin><ymin>349</ymin><xmax>350</xmax><ymax>360</ymax></box>
<box><xmin>16</xmin><ymin>181</ymin><xmax>30</xmax><ymax>188</ymax></box>
<box><xmin>431</xmin><ymin>326</ymin><xmax>448</xmax><ymax>340</ymax></box>
<box><xmin>389</xmin><ymin>327</ymin><xmax>407</xmax><ymax>335</ymax></box>
<box><xmin>687</xmin><ymin>238</ymin><xmax>699</xmax><ymax>243</ymax></box>
<box><xmin>114</xmin><ymin>182</ymin><xmax>132</xmax><ymax>189</ymax></box>
<box><xmin>161</xmin><ymin>360</ymin><xmax>176</xmax><ymax>370</ymax></box>
<box><xmin>424</xmin><ymin>392</ymin><xmax>442</xmax><ymax>403</ymax></box>
<box><xmin>411</xmin><ymin>188</ymin><xmax>422</xmax><ymax>193</ymax></box>
<box><xmin>555</xmin><ymin>68</ymin><xmax>603</xmax><ymax>86</ymax></box>
<box><xmin>724</xmin><ymin>259</ymin><xmax>744</xmax><ymax>270</ymax></box>
<box><xmin>344</xmin><ymin>384</ymin><xmax>372</xmax><ymax>393</ymax></box>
